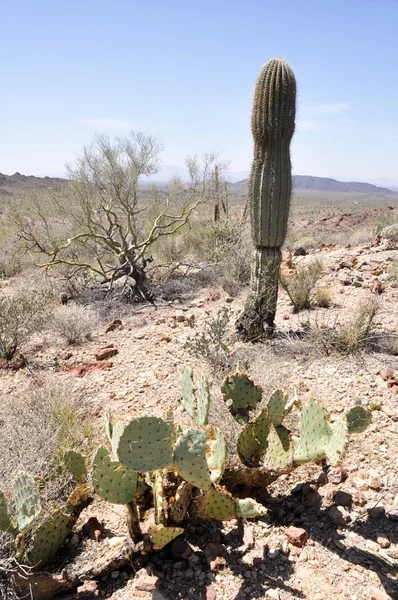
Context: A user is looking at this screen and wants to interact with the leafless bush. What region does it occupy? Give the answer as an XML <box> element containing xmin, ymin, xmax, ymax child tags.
<box><xmin>51</xmin><ymin>304</ymin><xmax>100</xmax><ymax>344</ymax></box>
<box><xmin>280</xmin><ymin>259</ymin><xmax>323</xmax><ymax>312</ymax></box>
<box><xmin>186</xmin><ymin>307</ymin><xmax>234</xmax><ymax>372</ymax></box>
<box><xmin>0</xmin><ymin>292</ymin><xmax>49</xmax><ymax>359</ymax></box>
<box><xmin>314</xmin><ymin>285</ymin><xmax>333</xmax><ymax>308</ymax></box>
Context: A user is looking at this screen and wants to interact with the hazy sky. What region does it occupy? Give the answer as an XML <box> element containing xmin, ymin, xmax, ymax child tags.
<box><xmin>1</xmin><ymin>0</ymin><xmax>397</xmax><ymax>181</ymax></box>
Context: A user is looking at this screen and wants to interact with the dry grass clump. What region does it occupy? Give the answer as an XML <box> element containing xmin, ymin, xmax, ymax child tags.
<box><xmin>186</xmin><ymin>306</ymin><xmax>234</xmax><ymax>372</ymax></box>
<box><xmin>280</xmin><ymin>259</ymin><xmax>323</xmax><ymax>312</ymax></box>
<box><xmin>0</xmin><ymin>292</ymin><xmax>50</xmax><ymax>359</ymax></box>
<box><xmin>51</xmin><ymin>303</ymin><xmax>100</xmax><ymax>344</ymax></box>
<box><xmin>314</xmin><ymin>285</ymin><xmax>333</xmax><ymax>308</ymax></box>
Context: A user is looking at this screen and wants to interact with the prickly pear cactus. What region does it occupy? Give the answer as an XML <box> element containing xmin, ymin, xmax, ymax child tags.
<box><xmin>237</xmin><ymin>424</ymin><xmax>262</xmax><ymax>467</ymax></box>
<box><xmin>346</xmin><ymin>406</ymin><xmax>371</xmax><ymax>434</ymax></box>
<box><xmin>252</xmin><ymin>408</ymin><xmax>272</xmax><ymax>452</ymax></box>
<box><xmin>152</xmin><ymin>470</ymin><xmax>166</xmax><ymax>525</ymax></box>
<box><xmin>117</xmin><ymin>416</ymin><xmax>173</xmax><ymax>472</ymax></box>
<box><xmin>25</xmin><ymin>508</ymin><xmax>74</xmax><ymax>568</ymax></box>
<box><xmin>64</xmin><ymin>450</ymin><xmax>87</xmax><ymax>482</ymax></box>
<box><xmin>14</xmin><ymin>474</ymin><xmax>42</xmax><ymax>531</ymax></box>
<box><xmin>293</xmin><ymin>400</ymin><xmax>349</xmax><ymax>467</ymax></box>
<box><xmin>0</xmin><ymin>492</ymin><xmax>16</xmax><ymax>533</ymax></box>
<box><xmin>92</xmin><ymin>447</ymin><xmax>137</xmax><ymax>504</ymax></box>
<box><xmin>267</xmin><ymin>390</ymin><xmax>289</xmax><ymax>426</ymax></box>
<box><xmin>180</xmin><ymin>366</ymin><xmax>195</xmax><ymax>419</ymax></box>
<box><xmin>196</xmin><ymin>370</ymin><xmax>210</xmax><ymax>427</ymax></box>
<box><xmin>147</xmin><ymin>524</ymin><xmax>184</xmax><ymax>550</ymax></box>
<box><xmin>195</xmin><ymin>485</ymin><xmax>236</xmax><ymax>520</ymax></box>
<box><xmin>174</xmin><ymin>429</ymin><xmax>212</xmax><ymax>491</ymax></box>
<box><xmin>206</xmin><ymin>426</ymin><xmax>228</xmax><ymax>483</ymax></box>
<box><xmin>221</xmin><ymin>369</ymin><xmax>263</xmax><ymax>423</ymax></box>
<box><xmin>168</xmin><ymin>481</ymin><xmax>192</xmax><ymax>524</ymax></box>
<box><xmin>236</xmin><ymin>497</ymin><xmax>267</xmax><ymax>518</ymax></box>
<box><xmin>265</xmin><ymin>425</ymin><xmax>293</xmax><ymax>469</ymax></box>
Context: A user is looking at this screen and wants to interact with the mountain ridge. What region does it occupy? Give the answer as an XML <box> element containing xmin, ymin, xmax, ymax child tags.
<box><xmin>234</xmin><ymin>175</ymin><xmax>397</xmax><ymax>195</ymax></box>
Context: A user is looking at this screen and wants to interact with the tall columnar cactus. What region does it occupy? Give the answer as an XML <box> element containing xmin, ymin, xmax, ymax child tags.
<box><xmin>237</xmin><ymin>58</ymin><xmax>296</xmax><ymax>339</ymax></box>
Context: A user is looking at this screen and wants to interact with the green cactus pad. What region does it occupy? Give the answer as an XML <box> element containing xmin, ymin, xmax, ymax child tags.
<box><xmin>174</xmin><ymin>429</ymin><xmax>212</xmax><ymax>491</ymax></box>
<box><xmin>152</xmin><ymin>470</ymin><xmax>166</xmax><ymax>525</ymax></box>
<box><xmin>148</xmin><ymin>524</ymin><xmax>184</xmax><ymax>550</ymax></box>
<box><xmin>325</xmin><ymin>421</ymin><xmax>348</xmax><ymax>467</ymax></box>
<box><xmin>117</xmin><ymin>416</ymin><xmax>173</xmax><ymax>472</ymax></box>
<box><xmin>93</xmin><ymin>447</ymin><xmax>137</xmax><ymax>504</ymax></box>
<box><xmin>237</xmin><ymin>425</ymin><xmax>262</xmax><ymax>467</ymax></box>
<box><xmin>293</xmin><ymin>400</ymin><xmax>332</xmax><ymax>464</ymax></box>
<box><xmin>0</xmin><ymin>492</ymin><xmax>16</xmax><ymax>533</ymax></box>
<box><xmin>195</xmin><ymin>485</ymin><xmax>236</xmax><ymax>520</ymax></box>
<box><xmin>221</xmin><ymin>370</ymin><xmax>263</xmax><ymax>422</ymax></box>
<box><xmin>267</xmin><ymin>390</ymin><xmax>288</xmax><ymax>426</ymax></box>
<box><xmin>236</xmin><ymin>497</ymin><xmax>267</xmax><ymax>519</ymax></box>
<box><xmin>14</xmin><ymin>474</ymin><xmax>42</xmax><ymax>531</ymax></box>
<box><xmin>196</xmin><ymin>371</ymin><xmax>210</xmax><ymax>427</ymax></box>
<box><xmin>104</xmin><ymin>409</ymin><xmax>112</xmax><ymax>444</ymax></box>
<box><xmin>64</xmin><ymin>450</ymin><xmax>87</xmax><ymax>482</ymax></box>
<box><xmin>206</xmin><ymin>426</ymin><xmax>228</xmax><ymax>483</ymax></box>
<box><xmin>265</xmin><ymin>426</ymin><xmax>293</xmax><ymax>469</ymax></box>
<box><xmin>252</xmin><ymin>408</ymin><xmax>272</xmax><ymax>453</ymax></box>
<box><xmin>346</xmin><ymin>406</ymin><xmax>371</xmax><ymax>434</ymax></box>
<box><xmin>168</xmin><ymin>481</ymin><xmax>192</xmax><ymax>524</ymax></box>
<box><xmin>180</xmin><ymin>366</ymin><xmax>195</xmax><ymax>419</ymax></box>
<box><xmin>109</xmin><ymin>420</ymin><xmax>126</xmax><ymax>460</ymax></box>
<box><xmin>25</xmin><ymin>509</ymin><xmax>74</xmax><ymax>568</ymax></box>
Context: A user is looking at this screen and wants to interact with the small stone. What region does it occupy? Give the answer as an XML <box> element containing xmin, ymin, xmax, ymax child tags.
<box><xmin>265</xmin><ymin>589</ymin><xmax>280</xmax><ymax>599</ymax></box>
<box><xmin>328</xmin><ymin>466</ymin><xmax>348</xmax><ymax>484</ymax></box>
<box><xmin>335</xmin><ymin>490</ymin><xmax>352</xmax><ymax>507</ymax></box>
<box><xmin>170</xmin><ymin>538</ymin><xmax>192</xmax><ymax>560</ymax></box>
<box><xmin>267</xmin><ymin>547</ymin><xmax>280</xmax><ymax>559</ymax></box>
<box><xmin>284</xmin><ymin>527</ymin><xmax>309</xmax><ymax>547</ymax></box>
<box><xmin>328</xmin><ymin>506</ymin><xmax>351</xmax><ymax>526</ymax></box>
<box><xmin>377</xmin><ymin>535</ymin><xmax>390</xmax><ymax>548</ymax></box>
<box><xmin>386</xmin><ymin>506</ymin><xmax>398</xmax><ymax>521</ymax></box>
<box><xmin>368</xmin><ymin>472</ymin><xmax>382</xmax><ymax>490</ymax></box>
<box><xmin>110</xmin><ymin>570</ymin><xmax>120</xmax><ymax>579</ymax></box>
<box><xmin>135</xmin><ymin>574</ymin><xmax>159</xmax><ymax>591</ymax></box>
<box><xmin>205</xmin><ymin>585</ymin><xmax>217</xmax><ymax>600</ymax></box>
<box><xmin>225</xmin><ymin>297</ymin><xmax>234</xmax><ymax>304</ymax></box>
<box><xmin>59</xmin><ymin>350</ymin><xmax>73</xmax><ymax>360</ymax></box>
<box><xmin>95</xmin><ymin>346</ymin><xmax>118</xmax><ymax>360</ymax></box>
<box><xmin>174</xmin><ymin>310</ymin><xmax>186</xmax><ymax>322</ymax></box>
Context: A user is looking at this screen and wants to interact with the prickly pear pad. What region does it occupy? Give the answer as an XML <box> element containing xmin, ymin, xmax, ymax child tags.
<box><xmin>14</xmin><ymin>474</ymin><xmax>42</xmax><ymax>531</ymax></box>
<box><xmin>0</xmin><ymin>492</ymin><xmax>16</xmax><ymax>533</ymax></box>
<box><xmin>195</xmin><ymin>485</ymin><xmax>236</xmax><ymax>520</ymax></box>
<box><xmin>267</xmin><ymin>390</ymin><xmax>288</xmax><ymax>426</ymax></box>
<box><xmin>25</xmin><ymin>509</ymin><xmax>74</xmax><ymax>567</ymax></box>
<box><xmin>293</xmin><ymin>400</ymin><xmax>332</xmax><ymax>464</ymax></box>
<box><xmin>206</xmin><ymin>426</ymin><xmax>228</xmax><ymax>483</ymax></box>
<box><xmin>148</xmin><ymin>524</ymin><xmax>184</xmax><ymax>550</ymax></box>
<box><xmin>265</xmin><ymin>425</ymin><xmax>293</xmax><ymax>469</ymax></box>
<box><xmin>117</xmin><ymin>416</ymin><xmax>173</xmax><ymax>472</ymax></box>
<box><xmin>93</xmin><ymin>447</ymin><xmax>137</xmax><ymax>504</ymax></box>
<box><xmin>252</xmin><ymin>408</ymin><xmax>272</xmax><ymax>452</ymax></box>
<box><xmin>196</xmin><ymin>370</ymin><xmax>210</xmax><ymax>427</ymax></box>
<box><xmin>221</xmin><ymin>371</ymin><xmax>263</xmax><ymax>421</ymax></box>
<box><xmin>174</xmin><ymin>429</ymin><xmax>212</xmax><ymax>491</ymax></box>
<box><xmin>325</xmin><ymin>421</ymin><xmax>348</xmax><ymax>466</ymax></box>
<box><xmin>237</xmin><ymin>497</ymin><xmax>267</xmax><ymax>518</ymax></box>
<box><xmin>64</xmin><ymin>450</ymin><xmax>87</xmax><ymax>482</ymax></box>
<box><xmin>237</xmin><ymin>424</ymin><xmax>262</xmax><ymax>467</ymax></box>
<box><xmin>346</xmin><ymin>406</ymin><xmax>371</xmax><ymax>434</ymax></box>
<box><xmin>180</xmin><ymin>366</ymin><xmax>195</xmax><ymax>419</ymax></box>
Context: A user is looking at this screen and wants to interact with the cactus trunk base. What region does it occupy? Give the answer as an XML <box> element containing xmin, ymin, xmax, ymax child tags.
<box><xmin>236</xmin><ymin>248</ymin><xmax>281</xmax><ymax>340</ymax></box>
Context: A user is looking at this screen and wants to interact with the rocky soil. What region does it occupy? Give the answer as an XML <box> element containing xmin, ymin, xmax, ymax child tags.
<box><xmin>2</xmin><ymin>240</ymin><xmax>398</xmax><ymax>600</ymax></box>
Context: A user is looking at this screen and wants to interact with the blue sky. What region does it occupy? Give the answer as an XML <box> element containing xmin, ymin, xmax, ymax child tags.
<box><xmin>1</xmin><ymin>0</ymin><xmax>397</xmax><ymax>183</ymax></box>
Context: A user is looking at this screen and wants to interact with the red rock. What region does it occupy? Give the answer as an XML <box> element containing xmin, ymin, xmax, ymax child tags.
<box><xmin>0</xmin><ymin>358</ymin><xmax>8</xmax><ymax>369</ymax></box>
<box><xmin>328</xmin><ymin>466</ymin><xmax>348</xmax><ymax>485</ymax></box>
<box><xmin>105</xmin><ymin>319</ymin><xmax>124</xmax><ymax>333</ymax></box>
<box><xmin>284</xmin><ymin>526</ymin><xmax>309</xmax><ymax>547</ymax></box>
<box><xmin>65</xmin><ymin>360</ymin><xmax>113</xmax><ymax>377</ymax></box>
<box><xmin>368</xmin><ymin>473</ymin><xmax>382</xmax><ymax>490</ymax></box>
<box><xmin>135</xmin><ymin>575</ymin><xmax>159</xmax><ymax>591</ymax></box>
<box><xmin>381</xmin><ymin>368</ymin><xmax>395</xmax><ymax>382</ymax></box>
<box><xmin>95</xmin><ymin>346</ymin><xmax>118</xmax><ymax>361</ymax></box>
<box><xmin>204</xmin><ymin>585</ymin><xmax>217</xmax><ymax>600</ymax></box>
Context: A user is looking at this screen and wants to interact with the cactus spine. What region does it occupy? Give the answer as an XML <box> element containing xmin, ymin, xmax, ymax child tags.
<box><xmin>237</xmin><ymin>58</ymin><xmax>296</xmax><ymax>339</ymax></box>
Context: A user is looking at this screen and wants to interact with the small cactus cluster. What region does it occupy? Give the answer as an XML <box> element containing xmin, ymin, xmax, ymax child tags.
<box><xmin>222</xmin><ymin>366</ymin><xmax>369</xmax><ymax>470</ymax></box>
<box><xmin>0</xmin><ymin>460</ymin><xmax>90</xmax><ymax>569</ymax></box>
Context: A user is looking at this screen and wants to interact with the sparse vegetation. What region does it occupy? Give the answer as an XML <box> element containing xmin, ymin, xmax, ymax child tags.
<box><xmin>51</xmin><ymin>303</ymin><xmax>100</xmax><ymax>344</ymax></box>
<box><xmin>0</xmin><ymin>292</ymin><xmax>49</xmax><ymax>359</ymax></box>
<box><xmin>280</xmin><ymin>259</ymin><xmax>323</xmax><ymax>312</ymax></box>
<box><xmin>186</xmin><ymin>306</ymin><xmax>233</xmax><ymax>371</ymax></box>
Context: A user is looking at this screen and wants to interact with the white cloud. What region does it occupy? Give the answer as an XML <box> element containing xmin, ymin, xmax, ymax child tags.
<box><xmin>304</xmin><ymin>102</ymin><xmax>350</xmax><ymax>115</ymax></box>
<box><xmin>80</xmin><ymin>118</ymin><xmax>137</xmax><ymax>131</ymax></box>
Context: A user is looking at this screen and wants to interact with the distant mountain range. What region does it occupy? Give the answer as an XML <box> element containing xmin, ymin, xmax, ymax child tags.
<box><xmin>1</xmin><ymin>170</ymin><xmax>397</xmax><ymax>197</ymax></box>
<box><xmin>234</xmin><ymin>175</ymin><xmax>397</xmax><ymax>196</ymax></box>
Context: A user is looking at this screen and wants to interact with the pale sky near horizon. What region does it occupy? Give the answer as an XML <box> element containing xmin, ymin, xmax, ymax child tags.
<box><xmin>1</xmin><ymin>0</ymin><xmax>397</xmax><ymax>182</ymax></box>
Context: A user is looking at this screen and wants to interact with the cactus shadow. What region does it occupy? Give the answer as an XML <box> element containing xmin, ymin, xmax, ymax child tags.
<box><xmin>264</xmin><ymin>481</ymin><xmax>398</xmax><ymax>599</ymax></box>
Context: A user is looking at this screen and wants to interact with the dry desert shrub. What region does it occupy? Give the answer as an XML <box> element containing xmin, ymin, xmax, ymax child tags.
<box><xmin>51</xmin><ymin>303</ymin><xmax>100</xmax><ymax>344</ymax></box>
<box><xmin>279</xmin><ymin>259</ymin><xmax>323</xmax><ymax>312</ymax></box>
<box><xmin>0</xmin><ymin>292</ymin><xmax>49</xmax><ymax>359</ymax></box>
<box><xmin>314</xmin><ymin>285</ymin><xmax>333</xmax><ymax>308</ymax></box>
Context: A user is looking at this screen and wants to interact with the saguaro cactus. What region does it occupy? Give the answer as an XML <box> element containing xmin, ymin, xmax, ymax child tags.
<box><xmin>237</xmin><ymin>58</ymin><xmax>296</xmax><ymax>339</ymax></box>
